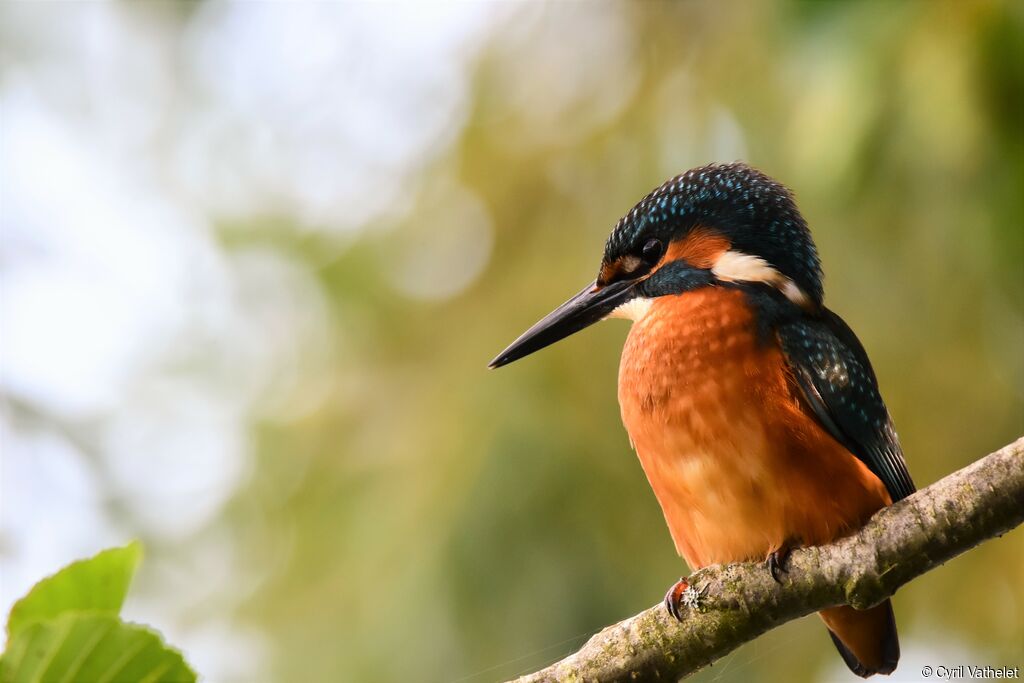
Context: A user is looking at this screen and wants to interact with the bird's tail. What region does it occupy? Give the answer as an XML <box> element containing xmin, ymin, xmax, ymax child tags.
<box><xmin>819</xmin><ymin>600</ymin><xmax>900</xmax><ymax>678</ymax></box>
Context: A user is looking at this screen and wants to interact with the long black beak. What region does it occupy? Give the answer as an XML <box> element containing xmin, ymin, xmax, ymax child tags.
<box><xmin>488</xmin><ymin>279</ymin><xmax>637</xmax><ymax>368</ymax></box>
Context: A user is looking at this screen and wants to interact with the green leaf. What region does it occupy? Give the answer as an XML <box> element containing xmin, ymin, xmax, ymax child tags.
<box><xmin>6</xmin><ymin>543</ymin><xmax>142</xmax><ymax>639</ymax></box>
<box><xmin>0</xmin><ymin>613</ymin><xmax>195</xmax><ymax>683</ymax></box>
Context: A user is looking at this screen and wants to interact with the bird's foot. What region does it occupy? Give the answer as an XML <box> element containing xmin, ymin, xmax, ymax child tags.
<box><xmin>765</xmin><ymin>544</ymin><xmax>794</xmax><ymax>584</ymax></box>
<box><xmin>664</xmin><ymin>577</ymin><xmax>708</xmax><ymax>621</ymax></box>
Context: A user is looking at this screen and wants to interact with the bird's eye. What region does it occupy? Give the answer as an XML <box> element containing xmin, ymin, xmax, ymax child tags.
<box><xmin>642</xmin><ymin>239</ymin><xmax>664</xmax><ymax>265</ymax></box>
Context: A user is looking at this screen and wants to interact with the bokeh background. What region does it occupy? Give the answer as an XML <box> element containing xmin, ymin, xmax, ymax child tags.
<box><xmin>2</xmin><ymin>1</ymin><xmax>1022</xmax><ymax>682</ymax></box>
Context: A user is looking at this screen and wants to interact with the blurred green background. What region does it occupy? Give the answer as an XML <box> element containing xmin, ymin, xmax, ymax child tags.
<box><xmin>1</xmin><ymin>1</ymin><xmax>1021</xmax><ymax>682</ymax></box>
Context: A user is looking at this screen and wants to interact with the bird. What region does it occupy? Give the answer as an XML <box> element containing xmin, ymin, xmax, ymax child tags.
<box><xmin>489</xmin><ymin>162</ymin><xmax>915</xmax><ymax>678</ymax></box>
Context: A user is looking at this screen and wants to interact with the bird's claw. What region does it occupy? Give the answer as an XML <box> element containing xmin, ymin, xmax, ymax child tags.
<box><xmin>664</xmin><ymin>577</ymin><xmax>709</xmax><ymax>621</ymax></box>
<box><xmin>766</xmin><ymin>545</ymin><xmax>793</xmax><ymax>584</ymax></box>
<box><xmin>664</xmin><ymin>578</ymin><xmax>688</xmax><ymax>621</ymax></box>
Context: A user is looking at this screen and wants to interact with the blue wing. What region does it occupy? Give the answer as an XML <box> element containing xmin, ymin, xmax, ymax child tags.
<box><xmin>778</xmin><ymin>309</ymin><xmax>916</xmax><ymax>502</ymax></box>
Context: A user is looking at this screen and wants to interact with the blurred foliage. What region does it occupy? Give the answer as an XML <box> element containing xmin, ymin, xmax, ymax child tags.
<box><xmin>2</xmin><ymin>1</ymin><xmax>1022</xmax><ymax>682</ymax></box>
<box><xmin>0</xmin><ymin>544</ymin><xmax>195</xmax><ymax>683</ymax></box>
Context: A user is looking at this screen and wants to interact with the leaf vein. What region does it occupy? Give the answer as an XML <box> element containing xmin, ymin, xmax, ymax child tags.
<box><xmin>95</xmin><ymin>635</ymin><xmax>148</xmax><ymax>683</ymax></box>
<box><xmin>31</xmin><ymin>618</ymin><xmax>73</xmax><ymax>683</ymax></box>
<box><xmin>57</xmin><ymin>618</ymin><xmax>115</xmax><ymax>683</ymax></box>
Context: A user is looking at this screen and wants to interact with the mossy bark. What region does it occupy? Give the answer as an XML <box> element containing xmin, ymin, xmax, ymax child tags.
<box><xmin>512</xmin><ymin>437</ymin><xmax>1024</xmax><ymax>683</ymax></box>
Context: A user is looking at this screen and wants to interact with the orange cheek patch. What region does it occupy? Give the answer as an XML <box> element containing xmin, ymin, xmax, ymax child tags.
<box><xmin>599</xmin><ymin>255</ymin><xmax>642</xmax><ymax>285</ymax></box>
<box><xmin>664</xmin><ymin>228</ymin><xmax>731</xmax><ymax>269</ymax></box>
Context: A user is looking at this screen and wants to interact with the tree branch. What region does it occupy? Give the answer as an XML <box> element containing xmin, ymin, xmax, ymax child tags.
<box><xmin>512</xmin><ymin>437</ymin><xmax>1024</xmax><ymax>683</ymax></box>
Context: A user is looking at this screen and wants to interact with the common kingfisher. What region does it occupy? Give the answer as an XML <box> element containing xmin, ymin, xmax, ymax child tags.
<box><xmin>490</xmin><ymin>162</ymin><xmax>915</xmax><ymax>678</ymax></box>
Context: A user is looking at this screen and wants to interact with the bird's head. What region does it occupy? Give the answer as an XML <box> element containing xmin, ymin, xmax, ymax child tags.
<box><xmin>489</xmin><ymin>162</ymin><xmax>823</xmax><ymax>369</ymax></box>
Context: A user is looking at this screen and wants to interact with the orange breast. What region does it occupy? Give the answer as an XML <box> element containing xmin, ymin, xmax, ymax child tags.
<box><xmin>618</xmin><ymin>288</ymin><xmax>890</xmax><ymax>569</ymax></box>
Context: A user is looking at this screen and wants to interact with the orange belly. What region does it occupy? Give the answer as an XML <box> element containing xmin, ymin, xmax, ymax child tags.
<box><xmin>618</xmin><ymin>288</ymin><xmax>890</xmax><ymax>569</ymax></box>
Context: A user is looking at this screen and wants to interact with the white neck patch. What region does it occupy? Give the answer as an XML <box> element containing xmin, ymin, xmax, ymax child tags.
<box><xmin>712</xmin><ymin>250</ymin><xmax>811</xmax><ymax>309</ymax></box>
<box><xmin>608</xmin><ymin>296</ymin><xmax>654</xmax><ymax>322</ymax></box>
